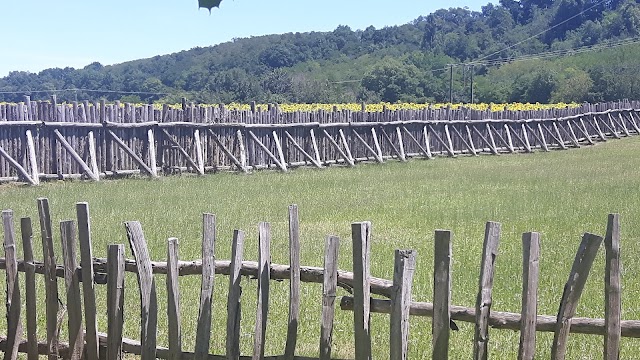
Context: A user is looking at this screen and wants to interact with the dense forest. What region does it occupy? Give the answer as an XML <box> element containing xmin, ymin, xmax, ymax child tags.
<box><xmin>1</xmin><ymin>0</ymin><xmax>640</xmax><ymax>104</ymax></box>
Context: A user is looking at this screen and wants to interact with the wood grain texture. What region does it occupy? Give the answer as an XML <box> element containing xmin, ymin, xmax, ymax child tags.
<box><xmin>319</xmin><ymin>236</ymin><xmax>339</xmax><ymax>360</ymax></box>
<box><xmin>604</xmin><ymin>214</ymin><xmax>621</xmax><ymax>360</ymax></box>
<box><xmin>19</xmin><ymin>217</ymin><xmax>38</xmax><ymax>360</ymax></box>
<box><xmin>551</xmin><ymin>233</ymin><xmax>603</xmax><ymax>360</ymax></box>
<box><xmin>106</xmin><ymin>244</ymin><xmax>125</xmax><ymax>360</ymax></box>
<box><xmin>37</xmin><ymin>198</ymin><xmax>60</xmax><ymax>360</ymax></box>
<box><xmin>432</xmin><ymin>230</ymin><xmax>452</xmax><ymax>360</ymax></box>
<box><xmin>125</xmin><ymin>221</ymin><xmax>158</xmax><ymax>360</ymax></box>
<box><xmin>351</xmin><ymin>222</ymin><xmax>372</xmax><ymax>360</ymax></box>
<box><xmin>284</xmin><ymin>206</ymin><xmax>301</xmax><ymax>359</ymax></box>
<box><xmin>3</xmin><ymin>210</ymin><xmax>22</xmax><ymax>360</ymax></box>
<box><xmin>253</xmin><ymin>222</ymin><xmax>271</xmax><ymax>360</ymax></box>
<box><xmin>226</xmin><ymin>230</ymin><xmax>245</xmax><ymax>360</ymax></box>
<box><xmin>518</xmin><ymin>232</ymin><xmax>540</xmax><ymax>360</ymax></box>
<box><xmin>195</xmin><ymin>213</ymin><xmax>216</xmax><ymax>360</ymax></box>
<box><xmin>474</xmin><ymin>221</ymin><xmax>501</xmax><ymax>360</ymax></box>
<box><xmin>390</xmin><ymin>250</ymin><xmax>416</xmax><ymax>360</ymax></box>
<box><xmin>60</xmin><ymin>220</ymin><xmax>84</xmax><ymax>360</ymax></box>
<box><xmin>166</xmin><ymin>238</ymin><xmax>182</xmax><ymax>360</ymax></box>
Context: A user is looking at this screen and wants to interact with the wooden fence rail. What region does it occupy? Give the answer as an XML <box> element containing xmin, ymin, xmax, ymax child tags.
<box><xmin>0</xmin><ymin>98</ymin><xmax>640</xmax><ymax>184</ymax></box>
<box><xmin>0</xmin><ymin>199</ymin><xmax>634</xmax><ymax>359</ymax></box>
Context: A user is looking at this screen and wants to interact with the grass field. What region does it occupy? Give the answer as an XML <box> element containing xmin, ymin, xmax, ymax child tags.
<box><xmin>1</xmin><ymin>136</ymin><xmax>640</xmax><ymax>359</ymax></box>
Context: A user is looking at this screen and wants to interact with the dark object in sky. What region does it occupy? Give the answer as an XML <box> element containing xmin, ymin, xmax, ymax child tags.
<box><xmin>199</xmin><ymin>0</ymin><xmax>223</xmax><ymax>12</ymax></box>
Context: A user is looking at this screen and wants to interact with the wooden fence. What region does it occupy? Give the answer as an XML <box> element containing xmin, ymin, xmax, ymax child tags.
<box><xmin>0</xmin><ymin>199</ymin><xmax>638</xmax><ymax>359</ymax></box>
<box><xmin>1</xmin><ymin>98</ymin><xmax>640</xmax><ymax>184</ymax></box>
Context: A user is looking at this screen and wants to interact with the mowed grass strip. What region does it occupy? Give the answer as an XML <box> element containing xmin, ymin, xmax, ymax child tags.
<box><xmin>1</xmin><ymin>137</ymin><xmax>639</xmax><ymax>359</ymax></box>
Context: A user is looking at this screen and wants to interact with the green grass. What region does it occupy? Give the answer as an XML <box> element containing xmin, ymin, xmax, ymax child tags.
<box><xmin>2</xmin><ymin>137</ymin><xmax>640</xmax><ymax>359</ymax></box>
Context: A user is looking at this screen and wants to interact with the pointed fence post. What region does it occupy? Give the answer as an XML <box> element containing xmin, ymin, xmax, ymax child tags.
<box><xmin>390</xmin><ymin>249</ymin><xmax>417</xmax><ymax>360</ymax></box>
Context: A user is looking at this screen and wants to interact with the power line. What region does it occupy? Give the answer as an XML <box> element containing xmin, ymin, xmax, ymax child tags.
<box><xmin>0</xmin><ymin>88</ymin><xmax>170</xmax><ymax>95</ymax></box>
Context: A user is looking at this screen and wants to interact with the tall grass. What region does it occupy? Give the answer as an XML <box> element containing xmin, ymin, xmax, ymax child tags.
<box><xmin>1</xmin><ymin>137</ymin><xmax>639</xmax><ymax>359</ymax></box>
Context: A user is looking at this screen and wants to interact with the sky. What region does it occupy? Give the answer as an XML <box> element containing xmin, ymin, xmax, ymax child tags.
<box><xmin>0</xmin><ymin>0</ymin><xmax>490</xmax><ymax>77</ymax></box>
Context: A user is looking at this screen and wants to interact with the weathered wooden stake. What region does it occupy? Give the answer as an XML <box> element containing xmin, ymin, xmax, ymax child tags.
<box><xmin>253</xmin><ymin>222</ymin><xmax>271</xmax><ymax>360</ymax></box>
<box><xmin>352</xmin><ymin>222</ymin><xmax>372</xmax><ymax>360</ymax></box>
<box><xmin>474</xmin><ymin>221</ymin><xmax>501</xmax><ymax>360</ymax></box>
<box><xmin>433</xmin><ymin>230</ymin><xmax>452</xmax><ymax>360</ymax></box>
<box><xmin>166</xmin><ymin>238</ymin><xmax>182</xmax><ymax>360</ymax></box>
<box><xmin>195</xmin><ymin>214</ymin><xmax>215</xmax><ymax>360</ymax></box>
<box><xmin>20</xmin><ymin>217</ymin><xmax>38</xmax><ymax>360</ymax></box>
<box><xmin>3</xmin><ymin>210</ymin><xmax>22</xmax><ymax>360</ymax></box>
<box><xmin>226</xmin><ymin>230</ymin><xmax>245</xmax><ymax>360</ymax></box>
<box><xmin>106</xmin><ymin>244</ymin><xmax>125</xmax><ymax>360</ymax></box>
<box><xmin>604</xmin><ymin>214</ymin><xmax>621</xmax><ymax>360</ymax></box>
<box><xmin>390</xmin><ymin>249</ymin><xmax>417</xmax><ymax>360</ymax></box>
<box><xmin>284</xmin><ymin>206</ymin><xmax>301</xmax><ymax>359</ymax></box>
<box><xmin>320</xmin><ymin>235</ymin><xmax>340</xmax><ymax>360</ymax></box>
<box><xmin>518</xmin><ymin>232</ymin><xmax>540</xmax><ymax>360</ymax></box>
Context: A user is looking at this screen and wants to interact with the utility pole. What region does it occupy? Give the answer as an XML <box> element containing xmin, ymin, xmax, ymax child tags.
<box><xmin>449</xmin><ymin>64</ymin><xmax>454</xmax><ymax>104</ymax></box>
<box><xmin>470</xmin><ymin>64</ymin><xmax>475</xmax><ymax>104</ymax></box>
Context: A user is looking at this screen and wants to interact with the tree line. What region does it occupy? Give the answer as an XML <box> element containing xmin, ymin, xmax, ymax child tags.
<box><xmin>1</xmin><ymin>0</ymin><xmax>640</xmax><ymax>104</ymax></box>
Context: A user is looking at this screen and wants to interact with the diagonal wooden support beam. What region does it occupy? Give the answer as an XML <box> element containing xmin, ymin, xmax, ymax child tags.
<box><xmin>53</xmin><ymin>129</ymin><xmax>99</xmax><ymax>181</ymax></box>
<box><xmin>421</xmin><ymin>126</ymin><xmax>434</xmax><ymax>159</ymax></box>
<box><xmin>504</xmin><ymin>124</ymin><xmax>529</xmax><ymax>151</ymax></box>
<box><xmin>448</xmin><ymin>124</ymin><xmax>477</xmax><ymax>156</ymax></box>
<box><xmin>207</xmin><ymin>129</ymin><xmax>248</xmax><ymax>173</ymax></box>
<box><xmin>523</xmin><ymin>123</ymin><xmax>545</xmax><ymax>150</ymax></box>
<box><xmin>601</xmin><ymin>114</ymin><xmax>621</xmax><ymax>138</ymax></box>
<box><xmin>379</xmin><ymin>126</ymin><xmax>405</xmax><ymax>161</ymax></box>
<box><xmin>569</xmin><ymin>119</ymin><xmax>593</xmax><ymax>145</ymax></box>
<box><xmin>0</xmin><ymin>145</ymin><xmax>37</xmax><ymax>185</ymax></box>
<box><xmin>428</xmin><ymin>125</ymin><xmax>456</xmax><ymax>157</ymax></box>
<box><xmin>471</xmin><ymin>125</ymin><xmax>498</xmax><ymax>155</ymax></box>
<box><xmin>322</xmin><ymin>129</ymin><xmax>355</xmax><ymax>166</ymax></box>
<box><xmin>351</xmin><ymin>129</ymin><xmax>383</xmax><ymax>163</ymax></box>
<box><xmin>338</xmin><ymin>129</ymin><xmax>355</xmax><ymax>164</ymax></box>
<box><xmin>284</xmin><ymin>130</ymin><xmax>323</xmax><ymax>167</ymax></box>
<box><xmin>401</xmin><ymin>126</ymin><xmax>433</xmax><ymax>159</ymax></box>
<box><xmin>161</xmin><ymin>129</ymin><xmax>203</xmax><ymax>175</ymax></box>
<box><xmin>487</xmin><ymin>124</ymin><xmax>513</xmax><ymax>153</ymax></box>
<box><xmin>519</xmin><ymin>124</ymin><xmax>533</xmax><ymax>152</ymax></box>
<box><xmin>609</xmin><ymin>113</ymin><xmax>630</xmax><ymax>136</ymax></box>
<box><xmin>107</xmin><ymin>130</ymin><xmax>157</xmax><ymax>178</ymax></box>
<box><xmin>556</xmin><ymin>121</ymin><xmax>580</xmax><ymax>148</ymax></box>
<box><xmin>625</xmin><ymin>112</ymin><xmax>640</xmax><ymax>134</ymax></box>
<box><xmin>247</xmin><ymin>130</ymin><xmax>287</xmax><ymax>172</ymax></box>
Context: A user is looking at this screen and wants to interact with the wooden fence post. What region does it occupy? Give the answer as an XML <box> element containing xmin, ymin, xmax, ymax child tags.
<box><xmin>106</xmin><ymin>244</ymin><xmax>125</xmax><ymax>360</ymax></box>
<box><xmin>226</xmin><ymin>230</ymin><xmax>245</xmax><ymax>360</ymax></box>
<box><xmin>76</xmin><ymin>202</ymin><xmax>100</xmax><ymax>360</ymax></box>
<box><xmin>433</xmin><ymin>230</ymin><xmax>452</xmax><ymax>360</ymax></box>
<box><xmin>518</xmin><ymin>232</ymin><xmax>540</xmax><ymax>360</ymax></box>
<box><xmin>390</xmin><ymin>249</ymin><xmax>417</xmax><ymax>360</ymax></box>
<box><xmin>474</xmin><ymin>221</ymin><xmax>501</xmax><ymax>360</ymax></box>
<box><xmin>320</xmin><ymin>235</ymin><xmax>340</xmax><ymax>360</ymax></box>
<box><xmin>253</xmin><ymin>222</ymin><xmax>271</xmax><ymax>360</ymax></box>
<box><xmin>20</xmin><ymin>217</ymin><xmax>38</xmax><ymax>360</ymax></box>
<box><xmin>551</xmin><ymin>233</ymin><xmax>603</xmax><ymax>360</ymax></box>
<box><xmin>284</xmin><ymin>205</ymin><xmax>301</xmax><ymax>359</ymax></box>
<box><xmin>195</xmin><ymin>214</ymin><xmax>216</xmax><ymax>359</ymax></box>
<box><xmin>60</xmin><ymin>220</ymin><xmax>84</xmax><ymax>360</ymax></box>
<box><xmin>38</xmin><ymin>198</ymin><xmax>60</xmax><ymax>360</ymax></box>
<box><xmin>604</xmin><ymin>214</ymin><xmax>621</xmax><ymax>360</ymax></box>
<box><xmin>3</xmin><ymin>210</ymin><xmax>22</xmax><ymax>360</ymax></box>
<box><xmin>352</xmin><ymin>222</ymin><xmax>372</xmax><ymax>360</ymax></box>
<box><xmin>125</xmin><ymin>221</ymin><xmax>158</xmax><ymax>360</ymax></box>
<box><xmin>166</xmin><ymin>238</ymin><xmax>182</xmax><ymax>360</ymax></box>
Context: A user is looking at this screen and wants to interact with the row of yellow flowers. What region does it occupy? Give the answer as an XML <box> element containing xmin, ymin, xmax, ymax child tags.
<box><xmin>2</xmin><ymin>101</ymin><xmax>581</xmax><ymax>112</ymax></box>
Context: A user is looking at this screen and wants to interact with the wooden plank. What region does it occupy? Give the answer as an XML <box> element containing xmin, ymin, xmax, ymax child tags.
<box><xmin>272</xmin><ymin>131</ymin><xmax>288</xmax><ymax>171</ymax></box>
<box><xmin>37</xmin><ymin>198</ymin><xmax>60</xmax><ymax>360</ymax></box>
<box><xmin>76</xmin><ymin>202</ymin><xmax>99</xmax><ymax>360</ymax></box>
<box><xmin>161</xmin><ymin>129</ymin><xmax>202</xmax><ymax>175</ymax></box>
<box><xmin>284</xmin><ymin>205</ymin><xmax>301</xmax><ymax>359</ymax></box>
<box><xmin>599</xmin><ymin>114</ymin><xmax>621</xmax><ymax>138</ymax></box>
<box><xmin>604</xmin><ymin>214</ymin><xmax>621</xmax><ymax>360</ymax></box>
<box><xmin>309</xmin><ymin>129</ymin><xmax>322</xmax><ymax>165</ymax></box>
<box><xmin>536</xmin><ymin>123</ymin><xmax>549</xmax><ymax>151</ymax></box>
<box><xmin>590</xmin><ymin>116</ymin><xmax>608</xmax><ymax>141</ymax></box>
<box><xmin>247</xmin><ymin>130</ymin><xmax>287</xmax><ymax>171</ymax></box>
<box><xmin>284</xmin><ymin>130</ymin><xmax>323</xmax><ymax>168</ymax></box>
<box><xmin>252</xmin><ymin>222</ymin><xmax>271</xmax><ymax>360</ymax></box>
<box><xmin>108</xmin><ymin>130</ymin><xmax>156</xmax><ymax>177</ymax></box>
<box><xmin>465</xmin><ymin>125</ymin><xmax>479</xmax><ymax>155</ymax></box>
<box><xmin>148</xmin><ymin>129</ymin><xmax>158</xmax><ymax>176</ymax></box>
<box><xmin>0</xmin><ymin>145</ymin><xmax>37</xmax><ymax>185</ymax></box>
<box><xmin>20</xmin><ymin>217</ymin><xmax>38</xmax><ymax>360</ymax></box>
<box><xmin>421</xmin><ymin>126</ymin><xmax>434</xmax><ymax>159</ymax></box>
<box><xmin>449</xmin><ymin>124</ymin><xmax>476</xmax><ymax>155</ymax></box>
<box><xmin>443</xmin><ymin>125</ymin><xmax>456</xmax><ymax>157</ymax></box>
<box><xmin>351</xmin><ymin>129</ymin><xmax>382</xmax><ymax>163</ymax></box>
<box><xmin>551</xmin><ymin>122</ymin><xmax>568</xmax><ymax>149</ymax></box>
<box><xmin>321</xmin><ymin>129</ymin><xmax>354</xmax><ymax>166</ymax></box>
<box><xmin>106</xmin><ymin>244</ymin><xmax>125</xmax><ymax>360</ymax></box>
<box><xmin>390</xmin><ymin>249</ymin><xmax>416</xmax><ymax>360</ymax></box>
<box><xmin>394</xmin><ymin>126</ymin><xmax>407</xmax><ymax>161</ymax></box>
<box><xmin>320</xmin><ymin>235</ymin><xmax>340</xmax><ymax>360</ymax></box>
<box><xmin>209</xmin><ymin>129</ymin><xmax>247</xmax><ymax>173</ymax></box>
<box><xmin>433</xmin><ymin>230</ymin><xmax>452</xmax><ymax>360</ymax></box>
<box><xmin>3</xmin><ymin>210</ymin><xmax>22</xmax><ymax>360</ymax></box>
<box><xmin>166</xmin><ymin>238</ymin><xmax>182</xmax><ymax>360</ymax></box>
<box><xmin>401</xmin><ymin>126</ymin><xmax>432</xmax><ymax>159</ymax></box>
<box><xmin>60</xmin><ymin>220</ymin><xmax>84</xmax><ymax>360</ymax></box>
<box><xmin>194</xmin><ymin>129</ymin><xmax>205</xmax><ymax>174</ymax></box>
<box><xmin>551</xmin><ymin>233</ymin><xmax>603</xmax><ymax>360</ymax></box>
<box><xmin>338</xmin><ymin>129</ymin><xmax>355</xmax><ymax>164</ymax></box>
<box><xmin>474</xmin><ymin>221</ymin><xmax>501</xmax><ymax>360</ymax></box>
<box><xmin>87</xmin><ymin>131</ymin><xmax>100</xmax><ymax>180</ymax></box>
<box><xmin>226</xmin><ymin>230</ymin><xmax>245</xmax><ymax>360</ymax></box>
<box><xmin>575</xmin><ymin>119</ymin><xmax>595</xmax><ymax>144</ymax></box>
<box><xmin>558</xmin><ymin>121</ymin><xmax>581</xmax><ymax>148</ymax></box>
<box><xmin>236</xmin><ymin>130</ymin><xmax>248</xmax><ymax>170</ymax></box>
<box><xmin>53</xmin><ymin>129</ymin><xmax>99</xmax><ymax>180</ymax></box>
<box><xmin>518</xmin><ymin>232</ymin><xmax>540</xmax><ymax>360</ymax></box>
<box><xmin>25</xmin><ymin>130</ymin><xmax>40</xmax><ymax>185</ymax></box>
<box><xmin>195</xmin><ymin>214</ymin><xmax>215</xmax><ymax>360</ymax></box>
<box><xmin>352</xmin><ymin>222</ymin><xmax>372</xmax><ymax>360</ymax></box>
<box><xmin>378</xmin><ymin>126</ymin><xmax>404</xmax><ymax>160</ymax></box>
<box><xmin>615</xmin><ymin>113</ymin><xmax>631</xmax><ymax>136</ymax></box>
<box><xmin>125</xmin><ymin>221</ymin><xmax>158</xmax><ymax>360</ymax></box>
<box><xmin>503</xmin><ymin>124</ymin><xmax>516</xmax><ymax>152</ymax></box>
<box><xmin>370</xmin><ymin>128</ymin><xmax>385</xmax><ymax>161</ymax></box>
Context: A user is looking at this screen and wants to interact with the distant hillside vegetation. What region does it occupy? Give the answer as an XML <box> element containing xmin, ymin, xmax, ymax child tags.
<box><xmin>2</xmin><ymin>0</ymin><xmax>640</xmax><ymax>104</ymax></box>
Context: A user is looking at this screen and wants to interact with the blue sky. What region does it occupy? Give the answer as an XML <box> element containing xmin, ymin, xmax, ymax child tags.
<box><xmin>0</xmin><ymin>0</ymin><xmax>490</xmax><ymax>77</ymax></box>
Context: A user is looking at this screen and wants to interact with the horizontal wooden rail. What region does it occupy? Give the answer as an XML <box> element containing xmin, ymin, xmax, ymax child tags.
<box><xmin>339</xmin><ymin>297</ymin><xmax>640</xmax><ymax>338</ymax></box>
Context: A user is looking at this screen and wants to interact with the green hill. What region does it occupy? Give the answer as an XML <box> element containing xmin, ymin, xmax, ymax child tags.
<box><xmin>1</xmin><ymin>0</ymin><xmax>640</xmax><ymax>104</ymax></box>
